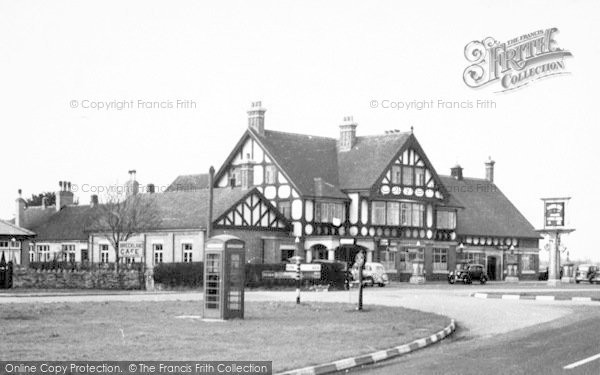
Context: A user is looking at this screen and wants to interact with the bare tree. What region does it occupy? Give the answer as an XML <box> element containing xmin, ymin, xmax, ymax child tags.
<box><xmin>88</xmin><ymin>193</ymin><xmax>161</xmax><ymax>271</ymax></box>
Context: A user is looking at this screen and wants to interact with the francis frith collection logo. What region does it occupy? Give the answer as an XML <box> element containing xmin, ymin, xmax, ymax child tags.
<box><xmin>463</xmin><ymin>28</ymin><xmax>572</xmax><ymax>92</ymax></box>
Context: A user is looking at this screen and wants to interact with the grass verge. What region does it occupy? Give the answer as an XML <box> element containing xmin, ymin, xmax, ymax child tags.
<box><xmin>0</xmin><ymin>300</ymin><xmax>448</xmax><ymax>372</ymax></box>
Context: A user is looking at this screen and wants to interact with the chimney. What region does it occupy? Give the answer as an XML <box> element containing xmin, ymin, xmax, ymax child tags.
<box><xmin>314</xmin><ymin>177</ymin><xmax>323</xmax><ymax>197</ymax></box>
<box><xmin>90</xmin><ymin>194</ymin><xmax>99</xmax><ymax>207</ymax></box>
<box><xmin>147</xmin><ymin>183</ymin><xmax>155</xmax><ymax>194</ymax></box>
<box><xmin>247</xmin><ymin>101</ymin><xmax>266</xmax><ymax>136</ymax></box>
<box><xmin>56</xmin><ymin>181</ymin><xmax>74</xmax><ymax>211</ymax></box>
<box><xmin>450</xmin><ymin>165</ymin><xmax>463</xmax><ymax>180</ymax></box>
<box><xmin>338</xmin><ymin>116</ymin><xmax>357</xmax><ymax>152</ymax></box>
<box><xmin>207</xmin><ymin>166</ymin><xmax>215</xmax><ymax>239</ymax></box>
<box><xmin>240</xmin><ymin>162</ymin><xmax>254</xmax><ymax>190</ymax></box>
<box><xmin>15</xmin><ymin>189</ymin><xmax>26</xmax><ymax>227</ymax></box>
<box><xmin>125</xmin><ymin>170</ymin><xmax>140</xmax><ymax>197</ymax></box>
<box><xmin>485</xmin><ymin>156</ymin><xmax>495</xmax><ymax>183</ymax></box>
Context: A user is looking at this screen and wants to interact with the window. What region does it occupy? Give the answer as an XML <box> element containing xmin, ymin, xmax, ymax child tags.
<box><xmin>437</xmin><ymin>211</ymin><xmax>456</xmax><ymax>229</ymax></box>
<box><xmin>399</xmin><ymin>248</ymin><xmax>424</xmax><ymax>271</ymax></box>
<box><xmin>37</xmin><ymin>245</ymin><xmax>50</xmax><ymax>261</ymax></box>
<box><xmin>391</xmin><ymin>165</ymin><xmax>401</xmax><ymax>184</ymax></box>
<box><xmin>265</xmin><ymin>165</ymin><xmax>277</xmax><ymax>184</ymax></box>
<box><xmin>381</xmin><ymin>246</ymin><xmax>397</xmax><ymax>271</ymax></box>
<box><xmin>153</xmin><ymin>243</ymin><xmax>163</xmax><ymax>264</ymax></box>
<box><xmin>521</xmin><ymin>254</ymin><xmax>534</xmax><ymax>271</ymax></box>
<box><xmin>386</xmin><ymin>202</ymin><xmax>400</xmax><ymax>226</ymax></box>
<box><xmin>315</xmin><ymin>202</ymin><xmax>345</xmax><ymax>223</ymax></box>
<box><xmin>81</xmin><ymin>249</ymin><xmax>89</xmax><ymax>262</ymax></box>
<box><xmin>433</xmin><ymin>248</ymin><xmax>448</xmax><ymax>270</ymax></box>
<box><xmin>183</xmin><ymin>243</ymin><xmax>193</xmax><ymax>263</ymax></box>
<box><xmin>29</xmin><ymin>250</ymin><xmax>35</xmax><ymax>262</ymax></box>
<box><xmin>411</xmin><ymin>204</ymin><xmax>424</xmax><ymax>227</ymax></box>
<box><xmin>402</xmin><ymin>166</ymin><xmax>413</xmax><ymax>185</ymax></box>
<box><xmin>62</xmin><ymin>244</ymin><xmax>76</xmax><ymax>262</ymax></box>
<box><xmin>0</xmin><ymin>241</ymin><xmax>8</xmax><ymax>248</ymax></box>
<box><xmin>100</xmin><ymin>244</ymin><xmax>109</xmax><ymax>263</ymax></box>
<box><xmin>464</xmin><ymin>252</ymin><xmax>485</xmax><ymax>265</ymax></box>
<box><xmin>400</xmin><ymin>202</ymin><xmax>424</xmax><ymax>227</ymax></box>
<box><xmin>371</xmin><ymin>202</ymin><xmax>386</xmax><ymax>225</ymax></box>
<box><xmin>278</xmin><ymin>201</ymin><xmax>291</xmax><ymax>219</ymax></box>
<box><xmin>230</xmin><ymin>168</ymin><xmax>241</xmax><ymax>187</ymax></box>
<box><xmin>415</xmin><ymin>168</ymin><xmax>425</xmax><ymax>186</ymax></box>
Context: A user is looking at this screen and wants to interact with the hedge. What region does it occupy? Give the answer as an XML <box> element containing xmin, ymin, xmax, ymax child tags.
<box><xmin>29</xmin><ymin>261</ymin><xmax>143</xmax><ymax>272</ymax></box>
<box><xmin>152</xmin><ymin>262</ymin><xmax>348</xmax><ymax>289</ymax></box>
<box><xmin>153</xmin><ymin>262</ymin><xmax>204</xmax><ymax>288</ymax></box>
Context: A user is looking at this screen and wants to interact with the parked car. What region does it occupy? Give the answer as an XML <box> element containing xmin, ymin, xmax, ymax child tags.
<box><xmin>351</xmin><ymin>262</ymin><xmax>389</xmax><ymax>287</ymax></box>
<box><xmin>575</xmin><ymin>264</ymin><xmax>598</xmax><ymax>284</ymax></box>
<box><xmin>448</xmin><ymin>262</ymin><xmax>488</xmax><ymax>284</ymax></box>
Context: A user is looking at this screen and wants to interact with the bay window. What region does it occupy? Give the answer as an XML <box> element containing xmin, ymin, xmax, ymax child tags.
<box><xmin>371</xmin><ymin>202</ymin><xmax>386</xmax><ymax>225</ymax></box>
<box><xmin>315</xmin><ymin>202</ymin><xmax>345</xmax><ymax>223</ymax></box>
<box><xmin>437</xmin><ymin>210</ymin><xmax>457</xmax><ymax>229</ymax></box>
<box><xmin>386</xmin><ymin>202</ymin><xmax>400</xmax><ymax>226</ymax></box>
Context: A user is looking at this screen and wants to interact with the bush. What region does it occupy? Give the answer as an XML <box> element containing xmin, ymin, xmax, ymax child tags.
<box><xmin>153</xmin><ymin>262</ymin><xmax>204</xmax><ymax>288</ymax></box>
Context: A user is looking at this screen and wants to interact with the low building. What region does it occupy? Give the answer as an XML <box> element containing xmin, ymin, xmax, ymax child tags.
<box><xmin>0</xmin><ymin>218</ymin><xmax>35</xmax><ymax>264</ymax></box>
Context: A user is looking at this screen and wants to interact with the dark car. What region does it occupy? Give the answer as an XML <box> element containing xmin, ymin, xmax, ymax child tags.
<box><xmin>448</xmin><ymin>263</ymin><xmax>488</xmax><ymax>284</ymax></box>
<box><xmin>575</xmin><ymin>265</ymin><xmax>598</xmax><ymax>284</ymax></box>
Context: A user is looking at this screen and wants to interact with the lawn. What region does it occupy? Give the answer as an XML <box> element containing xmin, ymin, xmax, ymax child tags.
<box><xmin>0</xmin><ymin>301</ymin><xmax>449</xmax><ymax>372</ymax></box>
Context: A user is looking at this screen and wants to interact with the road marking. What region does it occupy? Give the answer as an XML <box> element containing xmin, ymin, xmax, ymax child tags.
<box><xmin>564</xmin><ymin>353</ymin><xmax>600</xmax><ymax>369</ymax></box>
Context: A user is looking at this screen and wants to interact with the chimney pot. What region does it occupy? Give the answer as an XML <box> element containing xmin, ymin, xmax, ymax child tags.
<box><xmin>485</xmin><ymin>156</ymin><xmax>495</xmax><ymax>183</ymax></box>
<box><xmin>247</xmin><ymin>101</ymin><xmax>266</xmax><ymax>136</ymax></box>
<box><xmin>147</xmin><ymin>184</ymin><xmax>155</xmax><ymax>194</ymax></box>
<box><xmin>90</xmin><ymin>194</ymin><xmax>99</xmax><ymax>207</ymax></box>
<box><xmin>338</xmin><ymin>116</ymin><xmax>358</xmax><ymax>152</ymax></box>
<box><xmin>450</xmin><ymin>164</ymin><xmax>463</xmax><ymax>180</ymax></box>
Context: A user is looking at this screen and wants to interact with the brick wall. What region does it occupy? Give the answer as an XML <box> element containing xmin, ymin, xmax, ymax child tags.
<box><xmin>12</xmin><ymin>267</ymin><xmax>143</xmax><ymax>289</ymax></box>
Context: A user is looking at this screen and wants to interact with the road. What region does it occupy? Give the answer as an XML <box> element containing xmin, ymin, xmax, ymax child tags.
<box><xmin>349</xmin><ymin>306</ymin><xmax>600</xmax><ymax>375</ymax></box>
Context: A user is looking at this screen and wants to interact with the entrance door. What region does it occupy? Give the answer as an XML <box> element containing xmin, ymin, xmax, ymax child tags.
<box><xmin>487</xmin><ymin>256</ymin><xmax>497</xmax><ymax>280</ymax></box>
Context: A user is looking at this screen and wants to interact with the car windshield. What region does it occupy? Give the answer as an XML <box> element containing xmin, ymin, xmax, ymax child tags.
<box><xmin>373</xmin><ymin>264</ymin><xmax>385</xmax><ymax>272</ymax></box>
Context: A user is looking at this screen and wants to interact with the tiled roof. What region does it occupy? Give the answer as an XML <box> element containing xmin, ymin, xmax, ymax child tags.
<box><xmin>338</xmin><ymin>133</ymin><xmax>411</xmax><ymax>190</ymax></box>
<box><xmin>254</xmin><ymin>130</ymin><xmax>346</xmax><ymax>198</ymax></box>
<box><xmin>139</xmin><ymin>188</ymin><xmax>251</xmax><ymax>230</ymax></box>
<box><xmin>253</xmin><ymin>130</ymin><xmax>413</xmax><ymax>198</ymax></box>
<box><xmin>0</xmin><ymin>219</ymin><xmax>35</xmax><ymax>237</ymax></box>
<box><xmin>439</xmin><ymin>176</ymin><xmax>539</xmax><ymax>239</ymax></box>
<box><xmin>19</xmin><ymin>206</ymin><xmax>57</xmax><ymax>230</ymax></box>
<box><xmin>32</xmin><ymin>205</ymin><xmax>99</xmax><ymax>241</ymax></box>
<box><xmin>166</xmin><ymin>174</ymin><xmax>210</xmax><ymax>192</ymax></box>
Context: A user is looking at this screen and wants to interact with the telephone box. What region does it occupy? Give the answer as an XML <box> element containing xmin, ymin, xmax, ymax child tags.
<box><xmin>203</xmin><ymin>235</ymin><xmax>245</xmax><ymax>320</ymax></box>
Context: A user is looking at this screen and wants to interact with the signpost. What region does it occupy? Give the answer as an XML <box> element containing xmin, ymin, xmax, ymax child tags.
<box><xmin>537</xmin><ymin>197</ymin><xmax>575</xmax><ymax>287</ymax></box>
<box><xmin>288</xmin><ymin>256</ymin><xmax>303</xmax><ymax>304</ymax></box>
<box><xmin>355</xmin><ymin>250</ymin><xmax>365</xmax><ymax>311</ymax></box>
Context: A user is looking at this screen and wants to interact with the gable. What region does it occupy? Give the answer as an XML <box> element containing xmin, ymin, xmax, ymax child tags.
<box><xmin>213</xmin><ymin>190</ymin><xmax>290</xmax><ymax>231</ymax></box>
<box><xmin>371</xmin><ymin>136</ymin><xmax>448</xmax><ymax>201</ymax></box>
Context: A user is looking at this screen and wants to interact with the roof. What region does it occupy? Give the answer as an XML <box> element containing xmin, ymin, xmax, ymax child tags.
<box><xmin>338</xmin><ymin>133</ymin><xmax>411</xmax><ymax>190</ymax></box>
<box><xmin>166</xmin><ymin>173</ymin><xmax>210</xmax><ymax>192</ymax></box>
<box><xmin>251</xmin><ymin>129</ymin><xmax>414</xmax><ymax>198</ymax></box>
<box><xmin>32</xmin><ymin>205</ymin><xmax>100</xmax><ymax>241</ymax></box>
<box><xmin>130</xmin><ymin>188</ymin><xmax>252</xmax><ymax>231</ymax></box>
<box><xmin>254</xmin><ymin>130</ymin><xmax>346</xmax><ymax>198</ymax></box>
<box><xmin>17</xmin><ymin>206</ymin><xmax>57</xmax><ymax>230</ymax></box>
<box><xmin>439</xmin><ymin>176</ymin><xmax>539</xmax><ymax>239</ymax></box>
<box><xmin>0</xmin><ymin>219</ymin><xmax>35</xmax><ymax>237</ymax></box>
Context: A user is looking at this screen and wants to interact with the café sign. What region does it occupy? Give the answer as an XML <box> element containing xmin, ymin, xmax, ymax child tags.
<box><xmin>118</xmin><ymin>242</ymin><xmax>143</xmax><ymax>258</ymax></box>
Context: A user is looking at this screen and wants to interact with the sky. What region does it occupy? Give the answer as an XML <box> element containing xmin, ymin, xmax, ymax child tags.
<box><xmin>1</xmin><ymin>0</ymin><xmax>598</xmax><ymax>261</ymax></box>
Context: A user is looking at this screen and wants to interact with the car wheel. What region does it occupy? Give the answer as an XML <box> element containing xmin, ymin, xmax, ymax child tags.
<box><xmin>576</xmin><ymin>280</ymin><xmax>580</xmax><ymax>284</ymax></box>
<box><xmin>448</xmin><ymin>277</ymin><xmax>455</xmax><ymax>285</ymax></box>
<box><xmin>365</xmin><ymin>277</ymin><xmax>374</xmax><ymax>287</ymax></box>
<box><xmin>378</xmin><ymin>283</ymin><xmax>385</xmax><ymax>287</ymax></box>
<box><xmin>590</xmin><ymin>279</ymin><xmax>594</xmax><ymax>284</ymax></box>
<box><xmin>480</xmin><ymin>277</ymin><xmax>487</xmax><ymax>285</ymax></box>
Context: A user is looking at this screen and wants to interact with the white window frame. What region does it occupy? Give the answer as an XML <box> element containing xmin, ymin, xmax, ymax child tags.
<box><xmin>432</xmin><ymin>248</ymin><xmax>448</xmax><ymax>271</ymax></box>
<box><xmin>153</xmin><ymin>243</ymin><xmax>164</xmax><ymax>264</ymax></box>
<box><xmin>99</xmin><ymin>244</ymin><xmax>110</xmax><ymax>263</ymax></box>
<box><xmin>182</xmin><ymin>243</ymin><xmax>193</xmax><ymax>263</ymax></box>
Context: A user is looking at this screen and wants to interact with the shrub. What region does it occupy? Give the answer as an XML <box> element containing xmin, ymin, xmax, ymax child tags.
<box><xmin>153</xmin><ymin>262</ymin><xmax>204</xmax><ymax>288</ymax></box>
